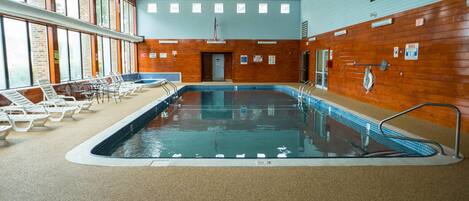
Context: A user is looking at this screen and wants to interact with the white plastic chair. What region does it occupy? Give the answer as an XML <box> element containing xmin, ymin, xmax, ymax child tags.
<box><xmin>0</xmin><ymin>90</ymin><xmax>77</xmax><ymax>122</ymax></box>
<box><xmin>37</xmin><ymin>79</ymin><xmax>93</xmax><ymax>113</ymax></box>
<box><xmin>0</xmin><ymin>108</ymin><xmax>49</xmax><ymax>132</ymax></box>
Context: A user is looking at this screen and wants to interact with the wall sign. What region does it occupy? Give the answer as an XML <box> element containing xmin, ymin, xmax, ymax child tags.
<box><xmin>253</xmin><ymin>55</ymin><xmax>263</xmax><ymax>63</ymax></box>
<box><xmin>149</xmin><ymin>52</ymin><xmax>157</xmax><ymax>59</ymax></box>
<box><xmin>393</xmin><ymin>47</ymin><xmax>399</xmax><ymax>58</ymax></box>
<box><xmin>160</xmin><ymin>53</ymin><xmax>168</xmax><ymax>58</ymax></box>
<box><xmin>405</xmin><ymin>43</ymin><xmax>419</xmax><ymax>60</ymax></box>
<box><xmin>268</xmin><ymin>55</ymin><xmax>276</xmax><ymax>65</ymax></box>
<box><xmin>240</xmin><ymin>55</ymin><xmax>248</xmax><ymax>65</ymax></box>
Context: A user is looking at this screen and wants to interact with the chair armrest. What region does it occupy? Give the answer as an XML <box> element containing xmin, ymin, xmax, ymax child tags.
<box><xmin>58</xmin><ymin>95</ymin><xmax>77</xmax><ymax>101</ymax></box>
<box><xmin>38</xmin><ymin>101</ymin><xmax>58</xmax><ymax>107</ymax></box>
<box><xmin>1</xmin><ymin>106</ymin><xmax>27</xmax><ymax>115</ymax></box>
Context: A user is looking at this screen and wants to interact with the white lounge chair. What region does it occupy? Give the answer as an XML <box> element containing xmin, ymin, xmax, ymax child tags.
<box><xmin>113</xmin><ymin>73</ymin><xmax>144</xmax><ymax>93</ymax></box>
<box><xmin>0</xmin><ymin>111</ymin><xmax>12</xmax><ymax>140</ymax></box>
<box><xmin>37</xmin><ymin>79</ymin><xmax>93</xmax><ymax>113</ymax></box>
<box><xmin>0</xmin><ymin>108</ymin><xmax>49</xmax><ymax>132</ymax></box>
<box><xmin>0</xmin><ymin>90</ymin><xmax>77</xmax><ymax>122</ymax></box>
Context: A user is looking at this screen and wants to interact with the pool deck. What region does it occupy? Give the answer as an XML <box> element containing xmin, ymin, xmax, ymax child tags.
<box><xmin>0</xmin><ymin>83</ymin><xmax>468</xmax><ymax>201</ymax></box>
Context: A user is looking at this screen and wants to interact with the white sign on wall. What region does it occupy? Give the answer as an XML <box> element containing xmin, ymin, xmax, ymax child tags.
<box><xmin>253</xmin><ymin>55</ymin><xmax>263</xmax><ymax>63</ymax></box>
<box><xmin>268</xmin><ymin>55</ymin><xmax>276</xmax><ymax>65</ymax></box>
<box><xmin>149</xmin><ymin>52</ymin><xmax>157</xmax><ymax>59</ymax></box>
<box><xmin>405</xmin><ymin>43</ymin><xmax>419</xmax><ymax>60</ymax></box>
<box><xmin>159</xmin><ymin>53</ymin><xmax>168</xmax><ymax>58</ymax></box>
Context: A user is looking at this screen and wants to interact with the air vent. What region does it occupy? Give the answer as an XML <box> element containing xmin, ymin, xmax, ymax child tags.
<box><xmin>301</xmin><ymin>21</ymin><xmax>308</xmax><ymax>39</ymax></box>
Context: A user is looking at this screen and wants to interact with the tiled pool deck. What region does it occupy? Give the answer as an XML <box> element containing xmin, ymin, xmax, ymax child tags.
<box><xmin>0</xmin><ymin>83</ymin><xmax>468</xmax><ymax>201</ymax></box>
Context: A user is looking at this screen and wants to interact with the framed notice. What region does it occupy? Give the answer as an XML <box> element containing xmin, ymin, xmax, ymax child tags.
<box><xmin>149</xmin><ymin>52</ymin><xmax>157</xmax><ymax>59</ymax></box>
<box><xmin>159</xmin><ymin>53</ymin><xmax>168</xmax><ymax>58</ymax></box>
<box><xmin>268</xmin><ymin>55</ymin><xmax>276</xmax><ymax>65</ymax></box>
<box><xmin>240</xmin><ymin>55</ymin><xmax>248</xmax><ymax>65</ymax></box>
<box><xmin>253</xmin><ymin>55</ymin><xmax>263</xmax><ymax>63</ymax></box>
<box><xmin>405</xmin><ymin>43</ymin><xmax>419</xmax><ymax>60</ymax></box>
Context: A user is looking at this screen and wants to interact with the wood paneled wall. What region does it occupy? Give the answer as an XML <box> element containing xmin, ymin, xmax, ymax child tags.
<box><xmin>137</xmin><ymin>40</ymin><xmax>300</xmax><ymax>82</ymax></box>
<box><xmin>300</xmin><ymin>0</ymin><xmax>469</xmax><ymax>132</ymax></box>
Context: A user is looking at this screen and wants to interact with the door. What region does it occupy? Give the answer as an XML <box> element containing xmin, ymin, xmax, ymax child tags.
<box><xmin>212</xmin><ymin>54</ymin><xmax>225</xmax><ymax>81</ymax></box>
<box><xmin>315</xmin><ymin>49</ymin><xmax>328</xmax><ymax>89</ymax></box>
<box><xmin>301</xmin><ymin>51</ymin><xmax>310</xmax><ymax>82</ymax></box>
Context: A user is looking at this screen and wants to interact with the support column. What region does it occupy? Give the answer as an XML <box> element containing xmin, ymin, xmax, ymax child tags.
<box><xmin>116</xmin><ymin>0</ymin><xmax>122</xmax><ymax>74</ymax></box>
<box><xmin>90</xmin><ymin>0</ymin><xmax>99</xmax><ymax>77</ymax></box>
<box><xmin>46</xmin><ymin>0</ymin><xmax>60</xmax><ymax>83</ymax></box>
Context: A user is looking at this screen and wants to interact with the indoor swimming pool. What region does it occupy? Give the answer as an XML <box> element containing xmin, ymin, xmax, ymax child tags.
<box><xmin>89</xmin><ymin>86</ymin><xmax>436</xmax><ymax>159</ymax></box>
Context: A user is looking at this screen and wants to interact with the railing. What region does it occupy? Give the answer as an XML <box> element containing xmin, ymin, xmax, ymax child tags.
<box><xmin>378</xmin><ymin>103</ymin><xmax>462</xmax><ymax>159</ymax></box>
<box><xmin>165</xmin><ymin>80</ymin><xmax>179</xmax><ymax>97</ymax></box>
<box><xmin>297</xmin><ymin>81</ymin><xmax>315</xmax><ymax>102</ymax></box>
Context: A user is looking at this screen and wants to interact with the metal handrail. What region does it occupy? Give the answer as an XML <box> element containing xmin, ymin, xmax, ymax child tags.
<box><xmin>298</xmin><ymin>81</ymin><xmax>310</xmax><ymax>99</ymax></box>
<box><xmin>378</xmin><ymin>103</ymin><xmax>462</xmax><ymax>158</ymax></box>
<box><xmin>304</xmin><ymin>82</ymin><xmax>315</xmax><ymax>96</ymax></box>
<box><xmin>161</xmin><ymin>84</ymin><xmax>170</xmax><ymax>96</ymax></box>
<box><xmin>165</xmin><ymin>80</ymin><xmax>179</xmax><ymax>97</ymax></box>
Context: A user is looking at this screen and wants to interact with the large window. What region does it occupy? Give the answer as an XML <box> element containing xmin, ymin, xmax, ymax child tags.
<box><xmin>81</xmin><ymin>33</ymin><xmax>92</xmax><ymax>78</ymax></box>
<box><xmin>96</xmin><ymin>0</ymin><xmax>110</xmax><ymax>28</ymax></box>
<box><xmin>3</xmin><ymin>18</ymin><xmax>31</xmax><ymax>88</ymax></box>
<box><xmin>120</xmin><ymin>0</ymin><xmax>135</xmax><ymax>35</ymax></box>
<box><xmin>58</xmin><ymin>29</ymin><xmax>83</xmax><ymax>81</ymax></box>
<box><xmin>57</xmin><ymin>29</ymin><xmax>70</xmax><ymax>81</ymax></box>
<box><xmin>97</xmin><ymin>36</ymin><xmax>114</xmax><ymax>76</ymax></box>
<box><xmin>0</xmin><ymin>18</ymin><xmax>6</xmax><ymax>90</ymax></box>
<box><xmin>121</xmin><ymin>41</ymin><xmax>130</xmax><ymax>74</ymax></box>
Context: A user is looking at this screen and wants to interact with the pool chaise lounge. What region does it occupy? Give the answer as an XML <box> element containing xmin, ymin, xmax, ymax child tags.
<box><xmin>0</xmin><ymin>109</ymin><xmax>49</xmax><ymax>132</ymax></box>
<box><xmin>0</xmin><ymin>90</ymin><xmax>78</xmax><ymax>122</ymax></box>
<box><xmin>37</xmin><ymin>79</ymin><xmax>93</xmax><ymax>113</ymax></box>
<box><xmin>0</xmin><ymin>111</ymin><xmax>12</xmax><ymax>140</ymax></box>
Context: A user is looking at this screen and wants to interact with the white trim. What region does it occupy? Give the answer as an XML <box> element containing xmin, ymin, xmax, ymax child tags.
<box><xmin>0</xmin><ymin>0</ymin><xmax>143</xmax><ymax>43</ymax></box>
<box><xmin>65</xmin><ymin>85</ymin><xmax>463</xmax><ymax>167</ymax></box>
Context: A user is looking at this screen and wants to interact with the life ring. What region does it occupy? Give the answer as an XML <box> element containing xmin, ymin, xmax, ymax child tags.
<box><xmin>363</xmin><ymin>67</ymin><xmax>374</xmax><ymax>93</ymax></box>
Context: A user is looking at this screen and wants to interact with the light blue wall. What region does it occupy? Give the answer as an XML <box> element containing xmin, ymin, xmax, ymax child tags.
<box><xmin>137</xmin><ymin>0</ymin><xmax>301</xmax><ymax>39</ymax></box>
<box><xmin>301</xmin><ymin>0</ymin><xmax>439</xmax><ymax>37</ymax></box>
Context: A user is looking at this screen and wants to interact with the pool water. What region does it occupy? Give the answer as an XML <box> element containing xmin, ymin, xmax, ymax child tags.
<box><xmin>108</xmin><ymin>89</ymin><xmax>424</xmax><ymax>158</ymax></box>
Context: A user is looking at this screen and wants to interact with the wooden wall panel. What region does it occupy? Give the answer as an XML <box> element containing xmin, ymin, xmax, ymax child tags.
<box><xmin>137</xmin><ymin>40</ymin><xmax>300</xmax><ymax>82</ymax></box>
<box><xmin>300</xmin><ymin>0</ymin><xmax>469</xmax><ymax>133</ymax></box>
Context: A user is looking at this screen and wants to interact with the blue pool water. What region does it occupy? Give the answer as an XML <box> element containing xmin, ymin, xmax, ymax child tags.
<box><xmin>92</xmin><ymin>86</ymin><xmax>436</xmax><ymax>159</ymax></box>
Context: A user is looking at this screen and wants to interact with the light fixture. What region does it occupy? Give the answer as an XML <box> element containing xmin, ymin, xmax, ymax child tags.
<box><xmin>371</xmin><ymin>18</ymin><xmax>393</xmax><ymax>28</ymax></box>
<box><xmin>159</xmin><ymin>40</ymin><xmax>178</xmax><ymax>44</ymax></box>
<box><xmin>334</xmin><ymin>29</ymin><xmax>347</xmax><ymax>36</ymax></box>
<box><xmin>257</xmin><ymin>41</ymin><xmax>277</xmax><ymax>45</ymax></box>
<box><xmin>207</xmin><ymin>40</ymin><xmax>226</xmax><ymax>44</ymax></box>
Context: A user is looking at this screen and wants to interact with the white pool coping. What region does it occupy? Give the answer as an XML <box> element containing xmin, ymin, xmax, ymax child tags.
<box><xmin>66</xmin><ymin>85</ymin><xmax>463</xmax><ymax>167</ymax></box>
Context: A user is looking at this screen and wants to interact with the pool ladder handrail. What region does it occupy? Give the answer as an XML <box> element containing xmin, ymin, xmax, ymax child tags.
<box><xmin>378</xmin><ymin>103</ymin><xmax>462</xmax><ymax>159</ymax></box>
<box><xmin>297</xmin><ymin>81</ymin><xmax>314</xmax><ymax>102</ymax></box>
<box><xmin>164</xmin><ymin>80</ymin><xmax>180</xmax><ymax>98</ymax></box>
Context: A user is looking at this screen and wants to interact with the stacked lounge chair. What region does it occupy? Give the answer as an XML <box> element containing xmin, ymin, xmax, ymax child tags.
<box><xmin>37</xmin><ymin>79</ymin><xmax>93</xmax><ymax>113</ymax></box>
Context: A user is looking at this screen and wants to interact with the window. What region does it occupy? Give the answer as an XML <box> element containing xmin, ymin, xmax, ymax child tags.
<box><xmin>79</xmin><ymin>0</ymin><xmax>91</xmax><ymax>22</ymax></box>
<box><xmin>67</xmin><ymin>0</ymin><xmax>79</xmax><ymax>19</ymax></box>
<box><xmin>120</xmin><ymin>1</ymin><xmax>135</xmax><ymax>35</ymax></box>
<box><xmin>97</xmin><ymin>36</ymin><xmax>103</xmax><ymax>76</ymax></box>
<box><xmin>27</xmin><ymin>0</ymin><xmax>46</xmax><ymax>9</ymax></box>
<box><xmin>58</xmin><ymin>29</ymin><xmax>83</xmax><ymax>81</ymax></box>
<box><xmin>56</xmin><ymin>0</ymin><xmax>66</xmax><ymax>15</ymax></box>
<box><xmin>96</xmin><ymin>0</ymin><xmax>110</xmax><ymax>28</ymax></box>
<box><xmin>130</xmin><ymin>43</ymin><xmax>136</xmax><ymax>73</ymax></box>
<box><xmin>147</xmin><ymin>3</ymin><xmax>157</xmax><ymax>13</ymax></box>
<box><xmin>170</xmin><ymin>3</ymin><xmax>179</xmax><ymax>13</ymax></box>
<box><xmin>3</xmin><ymin>18</ymin><xmax>31</xmax><ymax>88</ymax></box>
<box><xmin>192</xmin><ymin>3</ymin><xmax>201</xmax><ymax>13</ymax></box>
<box><xmin>0</xmin><ymin>18</ymin><xmax>6</xmax><ymax>89</ymax></box>
<box><xmin>103</xmin><ymin>37</ymin><xmax>111</xmax><ymax>76</ymax></box>
<box><xmin>68</xmin><ymin>31</ymin><xmax>82</xmax><ymax>80</ymax></box>
<box><xmin>280</xmin><ymin>3</ymin><xmax>290</xmax><ymax>14</ymax></box>
<box><xmin>259</xmin><ymin>3</ymin><xmax>268</xmax><ymax>14</ymax></box>
<box><xmin>111</xmin><ymin>39</ymin><xmax>118</xmax><ymax>73</ymax></box>
<box><xmin>121</xmin><ymin>41</ymin><xmax>130</xmax><ymax>74</ymax></box>
<box><xmin>236</xmin><ymin>3</ymin><xmax>246</xmax><ymax>14</ymax></box>
<box><xmin>81</xmin><ymin>33</ymin><xmax>92</xmax><ymax>78</ymax></box>
<box><xmin>214</xmin><ymin>3</ymin><xmax>223</xmax><ymax>13</ymax></box>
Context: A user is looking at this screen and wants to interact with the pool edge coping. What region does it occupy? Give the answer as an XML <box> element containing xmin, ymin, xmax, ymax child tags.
<box><xmin>65</xmin><ymin>84</ymin><xmax>464</xmax><ymax>167</ymax></box>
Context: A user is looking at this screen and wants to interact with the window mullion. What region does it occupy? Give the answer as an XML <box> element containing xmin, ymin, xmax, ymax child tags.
<box><xmin>0</xmin><ymin>17</ymin><xmax>10</xmax><ymax>89</ymax></box>
<box><xmin>26</xmin><ymin>22</ymin><xmax>33</xmax><ymax>86</ymax></box>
